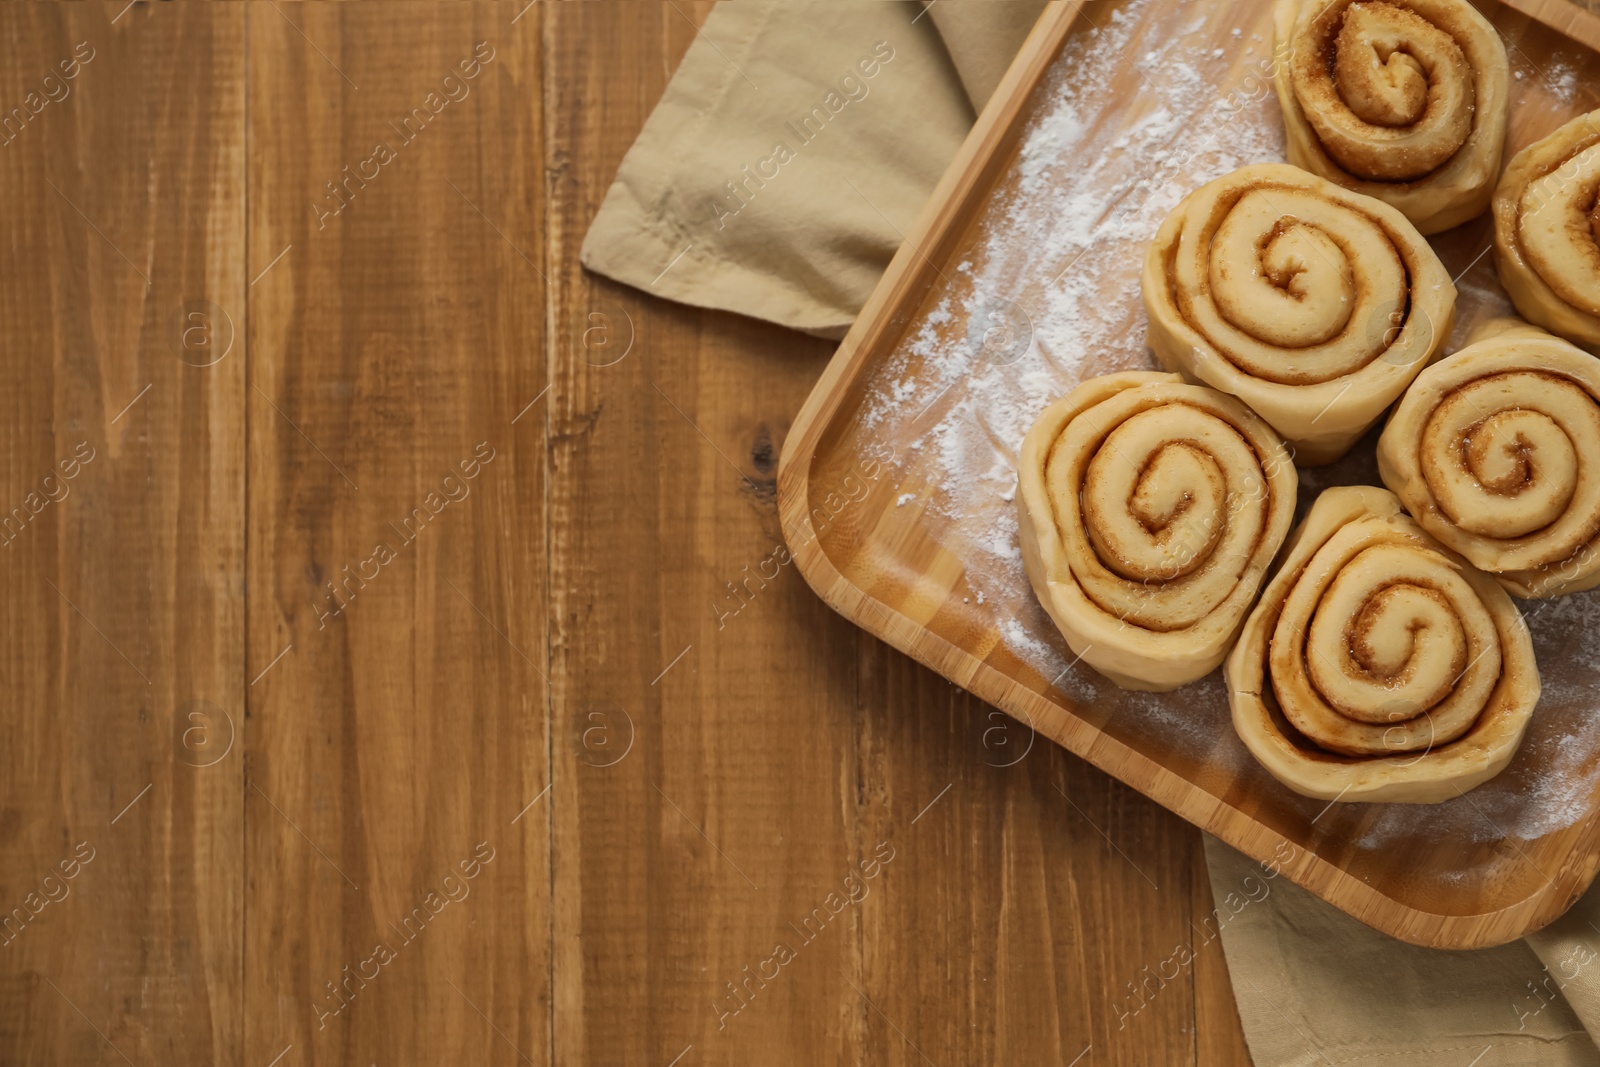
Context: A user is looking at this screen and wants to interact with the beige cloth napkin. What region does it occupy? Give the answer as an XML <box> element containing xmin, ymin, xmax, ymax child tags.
<box><xmin>580</xmin><ymin>1</ymin><xmax>1042</xmax><ymax>338</ymax></box>
<box><xmin>1206</xmin><ymin>838</ymin><xmax>1600</xmax><ymax>1066</ymax></box>
<box><xmin>581</xmin><ymin>3</ymin><xmax>1600</xmax><ymax>1063</ymax></box>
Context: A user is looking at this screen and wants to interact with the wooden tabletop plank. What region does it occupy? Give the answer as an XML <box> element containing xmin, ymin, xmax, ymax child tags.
<box><xmin>244</xmin><ymin>4</ymin><xmax>549</xmax><ymax>1064</ymax></box>
<box><xmin>0</xmin><ymin>3</ymin><xmax>245</xmax><ymax>1063</ymax></box>
<box><xmin>543</xmin><ymin>4</ymin><xmax>881</xmax><ymax>1062</ymax></box>
<box><xmin>854</xmin><ymin>649</ymin><xmax>1225</xmax><ymax>1065</ymax></box>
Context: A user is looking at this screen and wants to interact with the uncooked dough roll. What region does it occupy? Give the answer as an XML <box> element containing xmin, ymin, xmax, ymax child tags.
<box><xmin>1274</xmin><ymin>0</ymin><xmax>1509</xmax><ymax>235</ymax></box>
<box><xmin>1492</xmin><ymin>110</ymin><xmax>1600</xmax><ymax>351</ymax></box>
<box><xmin>1227</xmin><ymin>486</ymin><xmax>1538</xmax><ymax>804</ymax></box>
<box><xmin>1378</xmin><ymin>318</ymin><xmax>1600</xmax><ymax>598</ymax></box>
<box><xmin>1017</xmin><ymin>372</ymin><xmax>1298</xmax><ymax>692</ymax></box>
<box><xmin>1142</xmin><ymin>163</ymin><xmax>1456</xmax><ymax>465</ymax></box>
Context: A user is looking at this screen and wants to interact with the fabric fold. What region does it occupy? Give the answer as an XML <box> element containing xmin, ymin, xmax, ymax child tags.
<box><xmin>580</xmin><ymin>3</ymin><xmax>1600</xmax><ymax>1063</ymax></box>
<box><xmin>1205</xmin><ymin>836</ymin><xmax>1600</xmax><ymax>1066</ymax></box>
<box><xmin>580</xmin><ymin>1</ymin><xmax>1044</xmax><ymax>337</ymax></box>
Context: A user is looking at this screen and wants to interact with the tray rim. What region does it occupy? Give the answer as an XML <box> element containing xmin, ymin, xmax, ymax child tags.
<box><xmin>775</xmin><ymin>0</ymin><xmax>1600</xmax><ymax>949</ymax></box>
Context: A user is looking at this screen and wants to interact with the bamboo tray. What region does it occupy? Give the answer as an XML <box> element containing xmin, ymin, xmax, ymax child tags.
<box><xmin>777</xmin><ymin>0</ymin><xmax>1600</xmax><ymax>948</ymax></box>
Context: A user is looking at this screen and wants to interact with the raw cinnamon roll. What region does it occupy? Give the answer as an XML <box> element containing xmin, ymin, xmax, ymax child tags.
<box><xmin>1492</xmin><ymin>110</ymin><xmax>1600</xmax><ymax>351</ymax></box>
<box><xmin>1017</xmin><ymin>372</ymin><xmax>1297</xmax><ymax>692</ymax></box>
<box><xmin>1378</xmin><ymin>318</ymin><xmax>1600</xmax><ymax>598</ymax></box>
<box><xmin>1142</xmin><ymin>163</ymin><xmax>1455</xmax><ymax>465</ymax></box>
<box><xmin>1227</xmin><ymin>486</ymin><xmax>1538</xmax><ymax>804</ymax></box>
<box><xmin>1274</xmin><ymin>0</ymin><xmax>1509</xmax><ymax>235</ymax></box>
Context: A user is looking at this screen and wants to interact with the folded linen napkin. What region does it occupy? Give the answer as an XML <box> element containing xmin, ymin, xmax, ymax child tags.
<box><xmin>580</xmin><ymin>1</ymin><xmax>1041</xmax><ymax>337</ymax></box>
<box><xmin>580</xmin><ymin>4</ymin><xmax>1600</xmax><ymax>1063</ymax></box>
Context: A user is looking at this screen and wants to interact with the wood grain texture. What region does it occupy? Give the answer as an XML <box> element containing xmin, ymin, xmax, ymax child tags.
<box><xmin>545</xmin><ymin>5</ymin><xmax>871</xmax><ymax>1062</ymax></box>
<box><xmin>245</xmin><ymin>4</ymin><xmax>547</xmax><ymax>1065</ymax></box>
<box><xmin>1502</xmin><ymin>0</ymin><xmax>1600</xmax><ymax>47</ymax></box>
<box><xmin>0</xmin><ymin>3</ymin><xmax>244</xmax><ymax>1065</ymax></box>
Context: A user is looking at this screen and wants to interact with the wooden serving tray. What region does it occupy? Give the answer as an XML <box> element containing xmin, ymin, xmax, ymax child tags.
<box><xmin>777</xmin><ymin>0</ymin><xmax>1600</xmax><ymax>948</ymax></box>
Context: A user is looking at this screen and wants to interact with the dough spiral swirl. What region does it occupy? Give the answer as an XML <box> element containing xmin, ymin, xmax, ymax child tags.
<box><xmin>1227</xmin><ymin>486</ymin><xmax>1538</xmax><ymax>803</ymax></box>
<box><xmin>1142</xmin><ymin>163</ymin><xmax>1455</xmax><ymax>465</ymax></box>
<box><xmin>1274</xmin><ymin>0</ymin><xmax>1509</xmax><ymax>235</ymax></box>
<box><xmin>1492</xmin><ymin>109</ymin><xmax>1600</xmax><ymax>351</ymax></box>
<box><xmin>1378</xmin><ymin>318</ymin><xmax>1600</xmax><ymax>598</ymax></box>
<box><xmin>1017</xmin><ymin>372</ymin><xmax>1297</xmax><ymax>692</ymax></box>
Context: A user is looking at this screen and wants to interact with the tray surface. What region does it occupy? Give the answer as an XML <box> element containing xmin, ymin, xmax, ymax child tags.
<box><xmin>778</xmin><ymin>0</ymin><xmax>1600</xmax><ymax>947</ymax></box>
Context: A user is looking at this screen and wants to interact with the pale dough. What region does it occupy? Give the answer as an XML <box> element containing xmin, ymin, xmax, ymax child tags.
<box><xmin>1274</xmin><ymin>0</ymin><xmax>1509</xmax><ymax>235</ymax></box>
<box><xmin>1227</xmin><ymin>486</ymin><xmax>1539</xmax><ymax>803</ymax></box>
<box><xmin>1017</xmin><ymin>372</ymin><xmax>1297</xmax><ymax>692</ymax></box>
<box><xmin>1142</xmin><ymin>163</ymin><xmax>1456</xmax><ymax>465</ymax></box>
<box><xmin>1492</xmin><ymin>109</ymin><xmax>1600</xmax><ymax>352</ymax></box>
<box><xmin>1378</xmin><ymin>318</ymin><xmax>1600</xmax><ymax>598</ymax></box>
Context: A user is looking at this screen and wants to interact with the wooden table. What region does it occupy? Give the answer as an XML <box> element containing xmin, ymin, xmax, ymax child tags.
<box><xmin>0</xmin><ymin>3</ymin><xmax>1306</xmax><ymax>1063</ymax></box>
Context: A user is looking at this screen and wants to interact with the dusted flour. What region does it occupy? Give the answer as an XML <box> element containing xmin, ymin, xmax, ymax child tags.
<box><xmin>854</xmin><ymin>0</ymin><xmax>1600</xmax><ymax>848</ymax></box>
